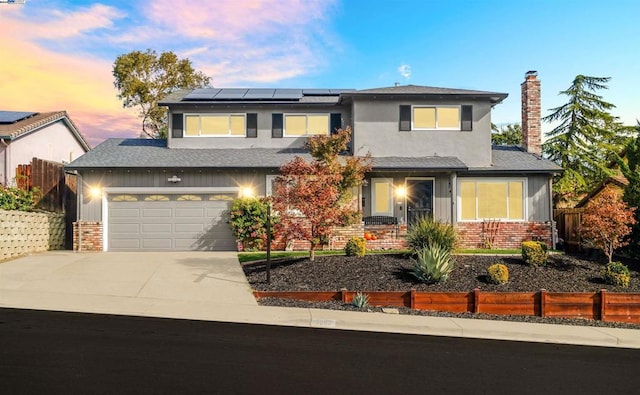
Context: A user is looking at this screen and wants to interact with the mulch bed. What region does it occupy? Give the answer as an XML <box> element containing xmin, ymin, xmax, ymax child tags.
<box><xmin>242</xmin><ymin>252</ymin><xmax>640</xmax><ymax>329</ymax></box>
<box><xmin>244</xmin><ymin>253</ymin><xmax>640</xmax><ymax>293</ymax></box>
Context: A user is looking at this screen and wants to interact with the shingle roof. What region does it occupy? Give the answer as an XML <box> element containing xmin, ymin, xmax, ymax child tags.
<box><xmin>466</xmin><ymin>146</ymin><xmax>563</xmax><ymax>173</ymax></box>
<box><xmin>0</xmin><ymin>110</ymin><xmax>91</xmax><ymax>151</ymax></box>
<box><xmin>344</xmin><ymin>84</ymin><xmax>508</xmax><ymax>104</ymax></box>
<box><xmin>371</xmin><ymin>156</ymin><xmax>466</xmax><ymax>170</ymax></box>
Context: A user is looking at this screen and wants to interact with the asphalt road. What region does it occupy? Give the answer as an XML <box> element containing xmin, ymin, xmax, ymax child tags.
<box><xmin>1</xmin><ymin>308</ymin><xmax>638</xmax><ymax>395</ymax></box>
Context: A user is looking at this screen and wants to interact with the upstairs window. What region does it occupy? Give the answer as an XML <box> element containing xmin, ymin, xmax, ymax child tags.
<box><xmin>284</xmin><ymin>114</ymin><xmax>329</xmax><ymax>137</ymax></box>
<box><xmin>184</xmin><ymin>114</ymin><xmax>246</xmax><ymax>137</ymax></box>
<box><xmin>400</xmin><ymin>105</ymin><xmax>472</xmax><ymax>131</ymax></box>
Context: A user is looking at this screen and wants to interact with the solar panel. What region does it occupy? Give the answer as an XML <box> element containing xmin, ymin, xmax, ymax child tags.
<box><xmin>272</xmin><ymin>89</ymin><xmax>303</xmax><ymax>100</ymax></box>
<box><xmin>182</xmin><ymin>88</ymin><xmax>221</xmax><ymax>100</ymax></box>
<box><xmin>302</xmin><ymin>89</ymin><xmax>331</xmax><ymax>95</ymax></box>
<box><xmin>244</xmin><ymin>89</ymin><xmax>275</xmax><ymax>99</ymax></box>
<box><xmin>214</xmin><ymin>89</ymin><xmax>249</xmax><ymax>99</ymax></box>
<box><xmin>0</xmin><ymin>111</ymin><xmax>36</xmax><ymax>124</ymax></box>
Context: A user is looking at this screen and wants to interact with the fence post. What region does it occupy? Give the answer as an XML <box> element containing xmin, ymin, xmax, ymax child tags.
<box><xmin>341</xmin><ymin>288</ymin><xmax>348</xmax><ymax>303</ymax></box>
<box><xmin>473</xmin><ymin>288</ymin><xmax>480</xmax><ymax>314</ymax></box>
<box><xmin>410</xmin><ymin>288</ymin><xmax>416</xmax><ymax>309</ymax></box>
<box><xmin>540</xmin><ymin>289</ymin><xmax>547</xmax><ymax>318</ymax></box>
<box><xmin>600</xmin><ymin>289</ymin><xmax>607</xmax><ymax>322</ymax></box>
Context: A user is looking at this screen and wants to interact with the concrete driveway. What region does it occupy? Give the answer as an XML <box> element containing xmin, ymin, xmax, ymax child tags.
<box><xmin>0</xmin><ymin>251</ymin><xmax>257</xmax><ymax>318</ymax></box>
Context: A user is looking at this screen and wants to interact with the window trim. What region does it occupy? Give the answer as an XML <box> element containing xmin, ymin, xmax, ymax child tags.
<box><xmin>456</xmin><ymin>177</ymin><xmax>527</xmax><ymax>222</ymax></box>
<box><xmin>183</xmin><ymin>113</ymin><xmax>247</xmax><ymax>137</ymax></box>
<box><xmin>411</xmin><ymin>105</ymin><xmax>461</xmax><ymax>131</ymax></box>
<box><xmin>283</xmin><ymin>113</ymin><xmax>330</xmax><ymax>137</ymax></box>
<box><xmin>371</xmin><ymin>178</ymin><xmax>394</xmax><ymax>216</ymax></box>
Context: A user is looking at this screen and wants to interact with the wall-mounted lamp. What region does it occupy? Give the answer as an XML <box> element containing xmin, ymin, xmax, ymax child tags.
<box><xmin>395</xmin><ymin>186</ymin><xmax>406</xmax><ymax>199</ymax></box>
<box><xmin>168</xmin><ymin>175</ymin><xmax>181</xmax><ymax>183</ymax></box>
<box><xmin>240</xmin><ymin>186</ymin><xmax>255</xmax><ymax>198</ymax></box>
<box><xmin>89</xmin><ymin>186</ymin><xmax>102</xmax><ymax>198</ymax></box>
<box><xmin>362</xmin><ymin>179</ymin><xmax>369</xmax><ymax>187</ymax></box>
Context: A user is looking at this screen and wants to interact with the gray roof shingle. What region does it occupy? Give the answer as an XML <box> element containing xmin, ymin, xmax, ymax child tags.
<box><xmin>344</xmin><ymin>84</ymin><xmax>508</xmax><ymax>104</ymax></box>
<box><xmin>66</xmin><ymin>139</ymin><xmax>561</xmax><ymax>174</ymax></box>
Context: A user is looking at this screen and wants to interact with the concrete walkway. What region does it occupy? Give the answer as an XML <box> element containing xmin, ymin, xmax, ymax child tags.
<box><xmin>1</xmin><ymin>251</ymin><xmax>638</xmax><ymax>349</ymax></box>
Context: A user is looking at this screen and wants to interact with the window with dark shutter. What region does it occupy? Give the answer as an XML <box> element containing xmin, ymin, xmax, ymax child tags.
<box><xmin>246</xmin><ymin>113</ymin><xmax>258</xmax><ymax>138</ymax></box>
<box><xmin>330</xmin><ymin>113</ymin><xmax>342</xmax><ymax>134</ymax></box>
<box><xmin>272</xmin><ymin>113</ymin><xmax>283</xmax><ymax>138</ymax></box>
<box><xmin>171</xmin><ymin>113</ymin><xmax>183</xmax><ymax>138</ymax></box>
<box><xmin>399</xmin><ymin>105</ymin><xmax>411</xmax><ymax>131</ymax></box>
<box><xmin>461</xmin><ymin>105</ymin><xmax>473</xmax><ymax>131</ymax></box>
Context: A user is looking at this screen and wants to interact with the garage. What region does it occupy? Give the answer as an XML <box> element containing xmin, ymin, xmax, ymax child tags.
<box><xmin>107</xmin><ymin>193</ymin><xmax>237</xmax><ymax>251</ymax></box>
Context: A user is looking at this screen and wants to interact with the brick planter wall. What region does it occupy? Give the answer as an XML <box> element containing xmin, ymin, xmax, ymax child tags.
<box><xmin>456</xmin><ymin>221</ymin><xmax>552</xmax><ymax>249</ymax></box>
<box><xmin>73</xmin><ymin>221</ymin><xmax>103</xmax><ymax>251</ymax></box>
<box><xmin>0</xmin><ymin>209</ymin><xmax>65</xmax><ymax>260</ymax></box>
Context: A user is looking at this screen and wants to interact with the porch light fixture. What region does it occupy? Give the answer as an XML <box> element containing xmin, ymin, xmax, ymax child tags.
<box><xmin>395</xmin><ymin>186</ymin><xmax>406</xmax><ymax>199</ymax></box>
<box><xmin>167</xmin><ymin>175</ymin><xmax>181</xmax><ymax>183</ymax></box>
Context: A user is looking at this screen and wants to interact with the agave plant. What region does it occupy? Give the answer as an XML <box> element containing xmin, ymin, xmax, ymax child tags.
<box><xmin>411</xmin><ymin>244</ymin><xmax>454</xmax><ymax>283</ymax></box>
<box><xmin>351</xmin><ymin>292</ymin><xmax>370</xmax><ymax>308</ymax></box>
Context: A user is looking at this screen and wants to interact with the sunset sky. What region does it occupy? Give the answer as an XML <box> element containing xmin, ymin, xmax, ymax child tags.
<box><xmin>1</xmin><ymin>0</ymin><xmax>638</xmax><ymax>147</ymax></box>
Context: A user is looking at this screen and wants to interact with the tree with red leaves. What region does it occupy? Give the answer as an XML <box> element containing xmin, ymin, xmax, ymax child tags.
<box><xmin>581</xmin><ymin>188</ymin><xmax>636</xmax><ymax>263</ymax></box>
<box><xmin>272</xmin><ymin>128</ymin><xmax>371</xmax><ymax>260</ymax></box>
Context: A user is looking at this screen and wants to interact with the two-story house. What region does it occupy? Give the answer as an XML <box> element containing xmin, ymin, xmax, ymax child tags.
<box><xmin>67</xmin><ymin>72</ymin><xmax>561</xmax><ymax>252</ymax></box>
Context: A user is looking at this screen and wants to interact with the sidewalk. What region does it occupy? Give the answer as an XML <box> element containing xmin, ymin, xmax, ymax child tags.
<box><xmin>1</xmin><ymin>251</ymin><xmax>638</xmax><ymax>349</ymax></box>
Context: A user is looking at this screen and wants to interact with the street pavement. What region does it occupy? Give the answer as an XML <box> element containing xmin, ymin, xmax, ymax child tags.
<box><xmin>0</xmin><ymin>251</ymin><xmax>639</xmax><ymax>349</ymax></box>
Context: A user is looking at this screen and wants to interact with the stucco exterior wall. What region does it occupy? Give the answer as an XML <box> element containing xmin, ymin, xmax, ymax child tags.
<box><xmin>2</xmin><ymin>120</ymin><xmax>87</xmax><ymax>185</ymax></box>
<box><xmin>351</xmin><ymin>98</ymin><xmax>493</xmax><ymax>167</ymax></box>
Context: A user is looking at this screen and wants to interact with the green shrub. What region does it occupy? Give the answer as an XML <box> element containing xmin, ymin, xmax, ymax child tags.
<box><xmin>0</xmin><ymin>185</ymin><xmax>38</xmax><ymax>211</ymax></box>
<box><xmin>602</xmin><ymin>261</ymin><xmax>631</xmax><ymax>288</ymax></box>
<box><xmin>411</xmin><ymin>244</ymin><xmax>454</xmax><ymax>283</ymax></box>
<box><xmin>406</xmin><ymin>217</ymin><xmax>457</xmax><ymax>253</ymax></box>
<box><xmin>345</xmin><ymin>237</ymin><xmax>366</xmax><ymax>257</ymax></box>
<box><xmin>229</xmin><ymin>197</ymin><xmax>275</xmax><ymax>251</ymax></box>
<box><xmin>521</xmin><ymin>241</ymin><xmax>548</xmax><ymax>266</ymax></box>
<box><xmin>352</xmin><ymin>292</ymin><xmax>370</xmax><ymax>308</ymax></box>
<box><xmin>487</xmin><ymin>263</ymin><xmax>509</xmax><ymax>285</ymax></box>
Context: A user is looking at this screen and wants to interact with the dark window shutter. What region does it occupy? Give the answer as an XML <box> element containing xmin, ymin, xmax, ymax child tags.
<box><xmin>330</xmin><ymin>113</ymin><xmax>342</xmax><ymax>134</ymax></box>
<box><xmin>171</xmin><ymin>113</ymin><xmax>183</xmax><ymax>138</ymax></box>
<box><xmin>246</xmin><ymin>113</ymin><xmax>258</xmax><ymax>138</ymax></box>
<box><xmin>272</xmin><ymin>113</ymin><xmax>283</xmax><ymax>138</ymax></box>
<box><xmin>399</xmin><ymin>105</ymin><xmax>411</xmax><ymax>131</ymax></box>
<box><xmin>461</xmin><ymin>105</ymin><xmax>473</xmax><ymax>131</ymax></box>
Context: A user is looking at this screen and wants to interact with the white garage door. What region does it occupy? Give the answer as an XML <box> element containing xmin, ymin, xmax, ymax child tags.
<box><xmin>107</xmin><ymin>193</ymin><xmax>236</xmax><ymax>251</ymax></box>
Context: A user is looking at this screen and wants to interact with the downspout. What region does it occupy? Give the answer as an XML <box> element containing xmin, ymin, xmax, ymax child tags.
<box><xmin>549</xmin><ymin>176</ymin><xmax>556</xmax><ymax>250</ymax></box>
<box><xmin>0</xmin><ymin>138</ymin><xmax>9</xmax><ymax>186</ymax></box>
<box><xmin>450</xmin><ymin>172</ymin><xmax>457</xmax><ymax>226</ymax></box>
<box><xmin>77</xmin><ymin>172</ymin><xmax>83</xmax><ymax>252</ymax></box>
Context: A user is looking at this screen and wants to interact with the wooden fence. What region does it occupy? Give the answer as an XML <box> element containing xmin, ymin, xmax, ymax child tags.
<box><xmin>554</xmin><ymin>208</ymin><xmax>583</xmax><ymax>252</ymax></box>
<box><xmin>15</xmin><ymin>158</ymin><xmax>78</xmax><ymax>249</ymax></box>
<box><xmin>253</xmin><ymin>289</ymin><xmax>640</xmax><ymax>324</ymax></box>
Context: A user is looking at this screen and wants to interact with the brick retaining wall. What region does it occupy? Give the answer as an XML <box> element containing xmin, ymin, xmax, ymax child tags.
<box><xmin>456</xmin><ymin>221</ymin><xmax>552</xmax><ymax>249</ymax></box>
<box><xmin>0</xmin><ymin>209</ymin><xmax>65</xmax><ymax>260</ymax></box>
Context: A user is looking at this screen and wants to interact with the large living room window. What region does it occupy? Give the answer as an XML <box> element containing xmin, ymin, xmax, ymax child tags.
<box><xmin>458</xmin><ymin>178</ymin><xmax>525</xmax><ymax>221</ymax></box>
<box><xmin>284</xmin><ymin>114</ymin><xmax>329</xmax><ymax>137</ymax></box>
<box><xmin>184</xmin><ymin>114</ymin><xmax>246</xmax><ymax>137</ymax></box>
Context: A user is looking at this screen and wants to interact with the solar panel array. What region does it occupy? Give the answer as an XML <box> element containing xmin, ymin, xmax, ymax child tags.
<box><xmin>182</xmin><ymin>88</ymin><xmax>354</xmax><ymax>101</ymax></box>
<box><xmin>0</xmin><ymin>111</ymin><xmax>37</xmax><ymax>124</ymax></box>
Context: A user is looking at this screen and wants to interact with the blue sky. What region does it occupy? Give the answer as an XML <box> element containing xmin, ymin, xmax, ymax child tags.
<box><xmin>1</xmin><ymin>0</ymin><xmax>638</xmax><ymax>145</ymax></box>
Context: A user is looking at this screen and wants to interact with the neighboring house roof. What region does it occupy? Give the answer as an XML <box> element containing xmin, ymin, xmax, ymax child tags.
<box><xmin>342</xmin><ymin>84</ymin><xmax>508</xmax><ymax>104</ymax></box>
<box><xmin>0</xmin><ymin>110</ymin><xmax>91</xmax><ymax>151</ymax></box>
<box><xmin>575</xmin><ymin>175</ymin><xmax>629</xmax><ymax>208</ymax></box>
<box><xmin>465</xmin><ymin>145</ymin><xmax>563</xmax><ymax>174</ymax></box>
<box><xmin>159</xmin><ymin>84</ymin><xmax>507</xmax><ymax>105</ymax></box>
<box><xmin>66</xmin><ymin>139</ymin><xmax>557</xmax><ymax>174</ymax></box>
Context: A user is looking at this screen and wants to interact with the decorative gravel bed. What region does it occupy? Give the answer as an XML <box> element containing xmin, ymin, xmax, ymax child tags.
<box><xmin>243</xmin><ymin>253</ymin><xmax>640</xmax><ymax>329</ymax></box>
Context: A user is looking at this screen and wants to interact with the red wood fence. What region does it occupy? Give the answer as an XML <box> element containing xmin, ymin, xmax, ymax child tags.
<box><xmin>253</xmin><ymin>289</ymin><xmax>640</xmax><ymax>324</ymax></box>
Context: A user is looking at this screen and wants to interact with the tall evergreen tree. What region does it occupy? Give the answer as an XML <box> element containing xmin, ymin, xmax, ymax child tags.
<box><xmin>543</xmin><ymin>75</ymin><xmax>630</xmax><ymax>205</ymax></box>
<box><xmin>617</xmin><ymin>123</ymin><xmax>640</xmax><ymax>254</ymax></box>
<box><xmin>491</xmin><ymin>123</ymin><xmax>522</xmax><ymax>146</ymax></box>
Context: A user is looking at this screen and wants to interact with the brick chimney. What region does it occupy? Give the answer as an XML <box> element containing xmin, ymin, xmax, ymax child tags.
<box><xmin>521</xmin><ymin>71</ymin><xmax>541</xmax><ymax>156</ymax></box>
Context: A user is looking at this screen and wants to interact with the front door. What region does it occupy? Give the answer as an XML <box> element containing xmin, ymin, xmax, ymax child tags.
<box><xmin>406</xmin><ymin>178</ymin><xmax>434</xmax><ymax>226</ymax></box>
